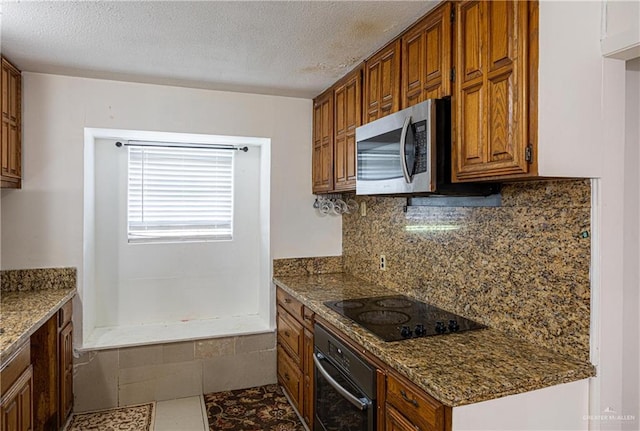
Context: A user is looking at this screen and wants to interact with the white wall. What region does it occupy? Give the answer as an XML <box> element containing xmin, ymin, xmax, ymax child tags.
<box><xmin>538</xmin><ymin>1</ymin><xmax>604</xmax><ymax>178</ymax></box>
<box><xmin>621</xmin><ymin>57</ymin><xmax>639</xmax><ymax>431</ymax></box>
<box><xmin>601</xmin><ymin>0</ymin><xmax>640</xmax><ymax>60</ymax></box>
<box><xmin>594</xmin><ymin>54</ymin><xmax>640</xmax><ymax>431</ymax></box>
<box><xmin>1</xmin><ymin>73</ymin><xmax>342</xmax><ymax>342</ymax></box>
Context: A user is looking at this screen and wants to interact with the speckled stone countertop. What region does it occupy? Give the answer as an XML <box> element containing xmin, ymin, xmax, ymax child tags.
<box><xmin>1</xmin><ymin>288</ymin><xmax>76</xmax><ymax>365</ymax></box>
<box><xmin>273</xmin><ymin>273</ymin><xmax>595</xmax><ymax>407</ymax></box>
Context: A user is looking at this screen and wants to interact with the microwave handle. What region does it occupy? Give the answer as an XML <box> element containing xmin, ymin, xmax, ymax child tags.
<box><xmin>399</xmin><ymin>116</ymin><xmax>412</xmax><ymax>183</ymax></box>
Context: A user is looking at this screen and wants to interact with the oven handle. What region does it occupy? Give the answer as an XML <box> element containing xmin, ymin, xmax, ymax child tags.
<box><xmin>313</xmin><ymin>353</ymin><xmax>371</xmax><ymax>411</ymax></box>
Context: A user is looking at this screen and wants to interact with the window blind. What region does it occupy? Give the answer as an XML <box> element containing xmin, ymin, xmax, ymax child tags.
<box><xmin>127</xmin><ymin>145</ymin><xmax>234</xmax><ymax>242</ymax></box>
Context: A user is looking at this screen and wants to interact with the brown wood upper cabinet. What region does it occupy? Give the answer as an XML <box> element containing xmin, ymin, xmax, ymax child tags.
<box><xmin>1</xmin><ymin>57</ymin><xmax>22</xmax><ymax>189</ymax></box>
<box><xmin>312</xmin><ymin>90</ymin><xmax>334</xmax><ymax>194</ymax></box>
<box><xmin>364</xmin><ymin>39</ymin><xmax>401</xmax><ymax>124</ymax></box>
<box><xmin>453</xmin><ymin>0</ymin><xmax>536</xmax><ymax>182</ymax></box>
<box><xmin>402</xmin><ymin>1</ymin><xmax>452</xmax><ymax>108</ymax></box>
<box><xmin>333</xmin><ymin>67</ymin><xmax>362</xmax><ymax>192</ymax></box>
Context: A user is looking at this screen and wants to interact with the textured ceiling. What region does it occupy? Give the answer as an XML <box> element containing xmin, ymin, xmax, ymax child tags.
<box><xmin>1</xmin><ymin>1</ymin><xmax>437</xmax><ymax>98</ymax></box>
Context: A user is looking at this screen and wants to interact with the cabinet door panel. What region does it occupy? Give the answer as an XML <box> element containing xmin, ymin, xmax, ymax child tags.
<box><xmin>334</xmin><ymin>69</ymin><xmax>360</xmax><ymax>191</ymax></box>
<box><xmin>460</xmin><ymin>1</ymin><xmax>483</xmax><ymax>83</ymax></box>
<box><xmin>1</xmin><ymin>122</ymin><xmax>9</xmax><ymax>175</ymax></box>
<box><xmin>366</xmin><ymin>62</ymin><xmax>380</xmax><ymax>121</ymax></box>
<box><xmin>460</xmin><ymin>84</ymin><xmax>484</xmax><ymax>167</ymax></box>
<box><xmin>487</xmin><ymin>71</ymin><xmax>514</xmax><ymax>163</ymax></box>
<box><xmin>2</xmin><ymin>397</ymin><xmax>18</xmax><ymax>431</ymax></box>
<box><xmin>312</xmin><ymin>92</ymin><xmax>334</xmax><ymax>193</ymax></box>
<box><xmin>59</xmin><ymin>323</ymin><xmax>73</xmax><ymax>423</ymax></box>
<box><xmin>487</xmin><ymin>1</ymin><xmax>513</xmax><ymax>71</ymax></box>
<box><xmin>18</xmin><ymin>380</ymin><xmax>32</xmax><ymax>431</ymax></box>
<box><xmin>365</xmin><ymin>40</ymin><xmax>399</xmax><ymax>123</ymax></box>
<box><xmin>1</xmin><ymin>67</ymin><xmax>8</xmax><ymax>117</ymax></box>
<box><xmin>8</xmin><ymin>73</ymin><xmax>18</xmax><ymax>122</ymax></box>
<box><xmin>403</xmin><ymin>31</ymin><xmax>424</xmax><ymax>106</ymax></box>
<box><xmin>8</xmin><ymin>125</ymin><xmax>19</xmax><ymax>177</ymax></box>
<box><xmin>334</xmin><ymin>135</ymin><xmax>346</xmax><ymax>185</ymax></box>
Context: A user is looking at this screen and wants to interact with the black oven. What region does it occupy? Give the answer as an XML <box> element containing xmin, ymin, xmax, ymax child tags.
<box><xmin>314</xmin><ymin>324</ymin><xmax>376</xmax><ymax>431</ymax></box>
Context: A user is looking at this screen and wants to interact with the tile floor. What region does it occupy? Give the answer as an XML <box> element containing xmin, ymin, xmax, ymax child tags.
<box><xmin>154</xmin><ymin>396</ymin><xmax>209</xmax><ymax>431</ymax></box>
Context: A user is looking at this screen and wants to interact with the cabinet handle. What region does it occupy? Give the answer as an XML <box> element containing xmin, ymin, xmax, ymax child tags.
<box><xmin>284</xmin><ymin>331</ymin><xmax>290</xmax><ymax>337</ymax></box>
<box><xmin>400</xmin><ymin>389</ymin><xmax>419</xmax><ymax>408</ymax></box>
<box><xmin>284</xmin><ymin>373</ymin><xmax>290</xmax><ymax>381</ymax></box>
<box><xmin>284</xmin><ymin>298</ymin><xmax>292</xmax><ymax>304</ymax></box>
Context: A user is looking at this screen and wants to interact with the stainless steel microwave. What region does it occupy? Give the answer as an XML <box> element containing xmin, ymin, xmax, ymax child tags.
<box><xmin>356</xmin><ymin>99</ymin><xmax>444</xmax><ymax>195</ymax></box>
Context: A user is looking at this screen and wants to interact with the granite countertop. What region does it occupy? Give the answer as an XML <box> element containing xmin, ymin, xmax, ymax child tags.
<box><xmin>273</xmin><ymin>273</ymin><xmax>595</xmax><ymax>407</ymax></box>
<box><xmin>0</xmin><ymin>288</ymin><xmax>76</xmax><ymax>364</ymax></box>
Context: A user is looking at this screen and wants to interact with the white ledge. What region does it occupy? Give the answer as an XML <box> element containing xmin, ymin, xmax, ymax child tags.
<box><xmin>79</xmin><ymin>314</ymin><xmax>272</xmax><ymax>351</ymax></box>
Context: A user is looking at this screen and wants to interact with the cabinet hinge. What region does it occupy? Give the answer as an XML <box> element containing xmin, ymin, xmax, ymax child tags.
<box><xmin>450</xmin><ymin>8</ymin><xmax>455</xmax><ymax>23</ymax></box>
<box><xmin>450</xmin><ymin>68</ymin><xmax>456</xmax><ymax>82</ymax></box>
<box><xmin>525</xmin><ymin>144</ymin><xmax>533</xmax><ymax>163</ymax></box>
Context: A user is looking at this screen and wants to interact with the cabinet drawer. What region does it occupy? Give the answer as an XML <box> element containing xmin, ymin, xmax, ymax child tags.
<box><xmin>277</xmin><ymin>345</ymin><xmax>303</xmax><ymax>412</ymax></box>
<box><xmin>58</xmin><ymin>299</ymin><xmax>72</xmax><ymax>329</ymax></box>
<box><xmin>386</xmin><ymin>372</ymin><xmax>444</xmax><ymax>431</ymax></box>
<box><xmin>277</xmin><ymin>308</ymin><xmax>303</xmax><ymax>364</ymax></box>
<box><xmin>1</xmin><ymin>342</ymin><xmax>30</xmax><ymax>395</ymax></box>
<box><xmin>276</xmin><ymin>288</ymin><xmax>304</xmax><ymax>321</ymax></box>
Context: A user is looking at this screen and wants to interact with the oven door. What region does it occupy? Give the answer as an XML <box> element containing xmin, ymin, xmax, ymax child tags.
<box><xmin>313</xmin><ymin>351</ymin><xmax>374</xmax><ymax>431</ymax></box>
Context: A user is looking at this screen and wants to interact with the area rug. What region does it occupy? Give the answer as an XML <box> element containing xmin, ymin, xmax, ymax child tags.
<box><xmin>204</xmin><ymin>384</ymin><xmax>304</xmax><ymax>431</ymax></box>
<box><xmin>65</xmin><ymin>402</ymin><xmax>155</xmax><ymax>431</ymax></box>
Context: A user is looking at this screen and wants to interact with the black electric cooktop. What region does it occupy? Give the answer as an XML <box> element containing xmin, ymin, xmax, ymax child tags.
<box><xmin>325</xmin><ymin>294</ymin><xmax>486</xmax><ymax>342</ymax></box>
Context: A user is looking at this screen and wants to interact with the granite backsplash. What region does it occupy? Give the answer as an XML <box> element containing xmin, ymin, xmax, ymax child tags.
<box><xmin>342</xmin><ymin>180</ymin><xmax>591</xmax><ymax>361</ymax></box>
<box><xmin>273</xmin><ymin>256</ymin><xmax>344</xmax><ymax>277</ymax></box>
<box><xmin>1</xmin><ymin>267</ymin><xmax>77</xmax><ymax>292</ymax></box>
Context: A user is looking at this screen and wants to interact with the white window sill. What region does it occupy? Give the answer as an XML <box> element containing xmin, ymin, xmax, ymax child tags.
<box><xmin>78</xmin><ymin>315</ymin><xmax>273</xmax><ymax>351</ymax></box>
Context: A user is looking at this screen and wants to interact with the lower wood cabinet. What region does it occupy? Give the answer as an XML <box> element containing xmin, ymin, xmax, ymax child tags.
<box><xmin>2</xmin><ymin>299</ymin><xmax>74</xmax><ymax>431</ymax></box>
<box><xmin>385</xmin><ymin>370</ymin><xmax>447</xmax><ymax>431</ymax></box>
<box><xmin>1</xmin><ymin>344</ymin><xmax>33</xmax><ymax>431</ymax></box>
<box><xmin>276</xmin><ymin>288</ymin><xmax>314</xmax><ymax>428</ymax></box>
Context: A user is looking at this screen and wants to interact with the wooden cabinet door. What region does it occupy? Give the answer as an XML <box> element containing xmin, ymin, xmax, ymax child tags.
<box><xmin>453</xmin><ymin>0</ymin><xmax>531</xmax><ymax>181</ymax></box>
<box><xmin>58</xmin><ymin>323</ymin><xmax>73</xmax><ymax>424</ymax></box>
<box><xmin>312</xmin><ymin>91</ymin><xmax>334</xmax><ymax>193</ymax></box>
<box><xmin>1</xmin><ymin>58</ymin><xmax>21</xmax><ymax>188</ymax></box>
<box><xmin>364</xmin><ymin>39</ymin><xmax>401</xmax><ymax>123</ymax></box>
<box><xmin>1</xmin><ymin>367</ymin><xmax>33</xmax><ymax>431</ymax></box>
<box><xmin>402</xmin><ymin>2</ymin><xmax>452</xmax><ymax>108</ymax></box>
<box><xmin>333</xmin><ymin>68</ymin><xmax>361</xmax><ymax>192</ymax></box>
<box><xmin>302</xmin><ymin>329</ymin><xmax>314</xmax><ymax>427</ymax></box>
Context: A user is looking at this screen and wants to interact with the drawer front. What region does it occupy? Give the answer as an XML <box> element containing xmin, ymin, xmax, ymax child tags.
<box><xmin>277</xmin><ymin>308</ymin><xmax>303</xmax><ymax>364</ymax></box>
<box><xmin>0</xmin><ymin>342</ymin><xmax>30</xmax><ymax>395</ymax></box>
<box><xmin>276</xmin><ymin>288</ymin><xmax>304</xmax><ymax>321</ymax></box>
<box><xmin>277</xmin><ymin>345</ymin><xmax>303</xmax><ymax>412</ymax></box>
<box><xmin>386</xmin><ymin>372</ymin><xmax>444</xmax><ymax>431</ymax></box>
<box><xmin>58</xmin><ymin>299</ymin><xmax>73</xmax><ymax>329</ymax></box>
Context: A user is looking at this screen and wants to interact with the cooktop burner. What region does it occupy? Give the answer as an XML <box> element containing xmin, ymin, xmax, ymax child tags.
<box><xmin>325</xmin><ymin>294</ymin><xmax>486</xmax><ymax>342</ymax></box>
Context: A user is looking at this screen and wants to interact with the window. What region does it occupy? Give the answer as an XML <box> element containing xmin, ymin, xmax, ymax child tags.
<box><xmin>127</xmin><ymin>144</ymin><xmax>234</xmax><ymax>243</ymax></box>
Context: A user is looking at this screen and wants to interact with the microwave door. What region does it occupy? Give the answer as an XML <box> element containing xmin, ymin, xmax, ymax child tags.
<box><xmin>357</xmin><ymin>130</ymin><xmax>404</xmax><ymax>182</ymax></box>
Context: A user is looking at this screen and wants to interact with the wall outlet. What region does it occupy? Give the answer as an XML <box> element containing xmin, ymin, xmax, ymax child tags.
<box><xmin>379</xmin><ymin>255</ymin><xmax>386</xmax><ymax>271</ymax></box>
